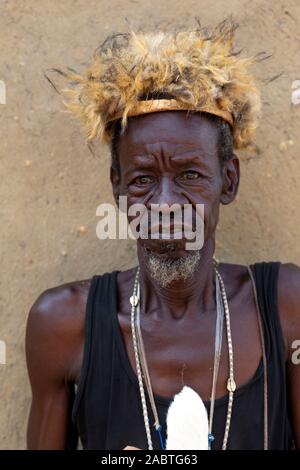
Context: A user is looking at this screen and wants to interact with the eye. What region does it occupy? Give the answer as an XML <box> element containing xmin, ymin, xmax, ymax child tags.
<box><xmin>179</xmin><ymin>170</ymin><xmax>201</xmax><ymax>180</ymax></box>
<box><xmin>133</xmin><ymin>175</ymin><xmax>155</xmax><ymax>185</ymax></box>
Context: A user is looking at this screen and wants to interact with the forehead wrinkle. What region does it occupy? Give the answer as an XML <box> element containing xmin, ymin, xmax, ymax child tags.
<box><xmin>125</xmin><ymin>125</ymin><xmax>218</xmax><ymax>152</ymax></box>
<box><xmin>123</xmin><ymin>145</ymin><xmax>216</xmax><ymax>176</ymax></box>
<box><xmin>129</xmin><ymin>139</ymin><xmax>205</xmax><ymax>152</ymax></box>
<box><xmin>120</xmin><ymin>114</ymin><xmax>219</xmax><ymax>158</ymax></box>
<box><xmin>126</xmin><ymin>140</ymin><xmax>206</xmax><ymax>158</ymax></box>
<box><xmin>170</xmin><ymin>149</ymin><xmax>216</xmax><ymax>162</ymax></box>
<box><xmin>126</xmin><ymin>154</ymin><xmax>156</xmax><ymax>169</ymax></box>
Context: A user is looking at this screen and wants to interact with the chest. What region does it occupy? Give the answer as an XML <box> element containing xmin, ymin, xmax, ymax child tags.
<box><xmin>116</xmin><ymin>296</ymin><xmax>262</xmax><ymax>401</ymax></box>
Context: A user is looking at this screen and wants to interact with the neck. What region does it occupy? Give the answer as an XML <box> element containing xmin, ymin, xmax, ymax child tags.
<box><xmin>137</xmin><ymin>238</ymin><xmax>216</xmax><ymax>320</ymax></box>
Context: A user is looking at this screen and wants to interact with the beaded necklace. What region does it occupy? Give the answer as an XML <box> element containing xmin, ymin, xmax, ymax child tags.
<box><xmin>129</xmin><ymin>259</ymin><xmax>236</xmax><ymax>450</ymax></box>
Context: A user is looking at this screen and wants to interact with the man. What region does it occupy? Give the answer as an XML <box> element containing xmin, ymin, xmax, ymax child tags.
<box><xmin>26</xmin><ymin>22</ymin><xmax>300</xmax><ymax>450</ymax></box>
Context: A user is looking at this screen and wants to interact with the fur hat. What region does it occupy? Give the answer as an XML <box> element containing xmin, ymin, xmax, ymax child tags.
<box><xmin>60</xmin><ymin>20</ymin><xmax>262</xmax><ymax>149</ymax></box>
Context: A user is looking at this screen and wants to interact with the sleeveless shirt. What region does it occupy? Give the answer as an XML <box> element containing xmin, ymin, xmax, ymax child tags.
<box><xmin>68</xmin><ymin>262</ymin><xmax>293</xmax><ymax>450</ymax></box>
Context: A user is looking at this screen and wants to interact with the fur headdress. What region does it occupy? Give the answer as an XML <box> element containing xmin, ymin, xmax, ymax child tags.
<box><xmin>59</xmin><ymin>19</ymin><xmax>262</xmax><ymax>149</ymax></box>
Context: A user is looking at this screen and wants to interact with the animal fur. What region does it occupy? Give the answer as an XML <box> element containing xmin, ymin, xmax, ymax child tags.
<box><xmin>166</xmin><ymin>386</ymin><xmax>209</xmax><ymax>450</ymax></box>
<box><xmin>60</xmin><ymin>19</ymin><xmax>262</xmax><ymax>150</ymax></box>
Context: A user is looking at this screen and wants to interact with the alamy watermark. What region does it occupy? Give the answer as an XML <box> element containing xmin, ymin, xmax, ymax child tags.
<box><xmin>291</xmin><ymin>80</ymin><xmax>300</xmax><ymax>106</ymax></box>
<box><xmin>0</xmin><ymin>340</ymin><xmax>6</xmax><ymax>365</ymax></box>
<box><xmin>96</xmin><ymin>197</ymin><xmax>204</xmax><ymax>250</ymax></box>
<box><xmin>0</xmin><ymin>80</ymin><xmax>6</xmax><ymax>105</ymax></box>
<box><xmin>291</xmin><ymin>339</ymin><xmax>300</xmax><ymax>365</ymax></box>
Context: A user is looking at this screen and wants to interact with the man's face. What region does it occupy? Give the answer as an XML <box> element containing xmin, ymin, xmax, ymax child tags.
<box><xmin>111</xmin><ymin>111</ymin><xmax>239</xmax><ymax>283</ymax></box>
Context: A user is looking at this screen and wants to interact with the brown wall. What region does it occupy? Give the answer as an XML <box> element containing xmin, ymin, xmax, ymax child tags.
<box><xmin>0</xmin><ymin>0</ymin><xmax>299</xmax><ymax>449</ymax></box>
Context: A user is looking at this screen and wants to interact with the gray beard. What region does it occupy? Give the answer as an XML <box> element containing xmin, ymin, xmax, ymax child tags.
<box><xmin>143</xmin><ymin>250</ymin><xmax>201</xmax><ymax>288</ymax></box>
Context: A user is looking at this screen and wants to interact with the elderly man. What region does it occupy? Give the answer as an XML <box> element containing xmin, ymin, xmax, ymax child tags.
<box><xmin>26</xmin><ymin>22</ymin><xmax>300</xmax><ymax>450</ymax></box>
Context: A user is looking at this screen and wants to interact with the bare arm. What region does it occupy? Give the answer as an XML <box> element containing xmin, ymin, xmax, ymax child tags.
<box><xmin>278</xmin><ymin>263</ymin><xmax>300</xmax><ymax>449</ymax></box>
<box><xmin>26</xmin><ymin>283</ymin><xmax>88</xmax><ymax>449</ymax></box>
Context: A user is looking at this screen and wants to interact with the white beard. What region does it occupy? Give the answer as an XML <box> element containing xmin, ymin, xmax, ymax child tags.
<box><xmin>144</xmin><ymin>251</ymin><xmax>201</xmax><ymax>288</ymax></box>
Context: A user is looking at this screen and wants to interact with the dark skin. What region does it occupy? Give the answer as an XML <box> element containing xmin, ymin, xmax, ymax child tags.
<box><xmin>26</xmin><ymin>112</ymin><xmax>300</xmax><ymax>449</ymax></box>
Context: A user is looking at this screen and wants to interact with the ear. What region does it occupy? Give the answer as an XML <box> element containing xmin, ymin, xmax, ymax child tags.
<box><xmin>220</xmin><ymin>155</ymin><xmax>240</xmax><ymax>205</ymax></box>
<box><xmin>110</xmin><ymin>166</ymin><xmax>120</xmax><ymax>207</ymax></box>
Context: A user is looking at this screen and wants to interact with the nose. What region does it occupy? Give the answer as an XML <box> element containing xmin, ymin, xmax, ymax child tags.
<box><xmin>148</xmin><ymin>175</ymin><xmax>186</xmax><ymax>209</ymax></box>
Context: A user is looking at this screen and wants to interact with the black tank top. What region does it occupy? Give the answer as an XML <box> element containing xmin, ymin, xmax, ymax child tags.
<box><xmin>70</xmin><ymin>262</ymin><xmax>293</xmax><ymax>450</ymax></box>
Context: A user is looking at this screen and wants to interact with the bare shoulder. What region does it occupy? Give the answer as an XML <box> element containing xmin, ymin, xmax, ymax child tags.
<box><xmin>27</xmin><ymin>279</ymin><xmax>92</xmax><ymax>331</ymax></box>
<box><xmin>26</xmin><ymin>279</ymin><xmax>92</xmax><ymax>383</ymax></box>
<box><xmin>277</xmin><ymin>263</ymin><xmax>300</xmax><ymax>359</ymax></box>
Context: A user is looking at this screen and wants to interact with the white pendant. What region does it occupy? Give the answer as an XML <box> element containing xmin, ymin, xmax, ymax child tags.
<box><xmin>166</xmin><ymin>386</ymin><xmax>209</xmax><ymax>450</ymax></box>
